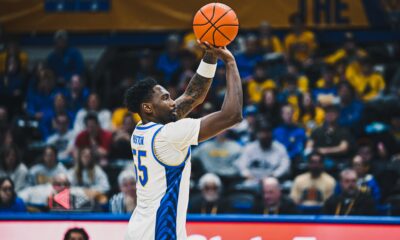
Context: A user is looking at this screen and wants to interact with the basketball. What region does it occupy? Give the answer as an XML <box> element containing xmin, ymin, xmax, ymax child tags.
<box><xmin>193</xmin><ymin>3</ymin><xmax>239</xmax><ymax>47</ymax></box>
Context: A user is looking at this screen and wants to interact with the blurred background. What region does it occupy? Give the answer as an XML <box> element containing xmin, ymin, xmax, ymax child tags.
<box><xmin>1</xmin><ymin>0</ymin><xmax>400</xmax><ymax>239</ymax></box>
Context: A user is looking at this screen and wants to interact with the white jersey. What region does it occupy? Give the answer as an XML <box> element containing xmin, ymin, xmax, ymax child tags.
<box><xmin>125</xmin><ymin>118</ymin><xmax>201</xmax><ymax>240</ymax></box>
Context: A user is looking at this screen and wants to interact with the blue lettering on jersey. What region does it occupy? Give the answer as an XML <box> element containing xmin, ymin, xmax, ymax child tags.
<box><xmin>133</xmin><ymin>135</ymin><xmax>144</xmax><ymax>145</ymax></box>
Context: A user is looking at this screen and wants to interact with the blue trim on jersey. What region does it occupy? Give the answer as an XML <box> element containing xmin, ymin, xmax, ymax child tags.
<box><xmin>151</xmin><ymin>126</ymin><xmax>191</xmax><ymax>169</ymax></box>
<box><xmin>155</xmin><ymin>165</ymin><xmax>184</xmax><ymax>240</ymax></box>
<box><xmin>136</xmin><ymin>123</ymin><xmax>160</xmax><ymax>130</ymax></box>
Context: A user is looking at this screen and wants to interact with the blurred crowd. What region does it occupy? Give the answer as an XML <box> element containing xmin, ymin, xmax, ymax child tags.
<box><xmin>1</xmin><ymin>14</ymin><xmax>400</xmax><ymax>216</ymax></box>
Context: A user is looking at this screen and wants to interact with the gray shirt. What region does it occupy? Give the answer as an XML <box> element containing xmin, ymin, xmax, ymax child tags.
<box><xmin>235</xmin><ymin>141</ymin><xmax>290</xmax><ymax>180</ymax></box>
<box><xmin>28</xmin><ymin>162</ymin><xmax>67</xmax><ymax>186</ymax></box>
<box><xmin>193</xmin><ymin>139</ymin><xmax>242</xmax><ymax>177</ymax></box>
<box><xmin>67</xmin><ymin>165</ymin><xmax>110</xmax><ymax>193</ymax></box>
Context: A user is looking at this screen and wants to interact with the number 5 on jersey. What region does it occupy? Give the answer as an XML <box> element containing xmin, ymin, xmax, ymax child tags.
<box><xmin>132</xmin><ymin>149</ymin><xmax>148</xmax><ymax>186</ymax></box>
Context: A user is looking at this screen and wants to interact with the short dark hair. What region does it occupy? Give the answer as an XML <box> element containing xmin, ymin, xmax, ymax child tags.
<box><xmin>84</xmin><ymin>113</ymin><xmax>99</xmax><ymax>125</ymax></box>
<box><xmin>124</xmin><ymin>78</ymin><xmax>158</xmax><ymax>113</ymax></box>
<box><xmin>63</xmin><ymin>227</ymin><xmax>89</xmax><ymax>240</ymax></box>
<box><xmin>308</xmin><ymin>151</ymin><xmax>323</xmax><ymax>162</ymax></box>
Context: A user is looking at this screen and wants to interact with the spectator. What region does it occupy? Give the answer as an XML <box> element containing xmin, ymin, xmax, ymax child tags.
<box><xmin>337</xmin><ymin>81</ymin><xmax>364</xmax><ymax>129</ymax></box>
<box><xmin>305</xmin><ymin>105</ymin><xmax>353</xmax><ymax>165</ymax></box>
<box><xmin>156</xmin><ymin>34</ymin><xmax>181</xmax><ymax>83</ymax></box>
<box><xmin>68</xmin><ymin>147</ymin><xmax>110</xmax><ymax>194</ymax></box>
<box><xmin>290</xmin><ymin>152</ymin><xmax>335</xmax><ymax>206</ymax></box>
<box><xmin>298</xmin><ymin>92</ymin><xmax>325</xmax><ymax>135</ymax></box>
<box><xmin>65</xmin><ymin>74</ymin><xmax>90</xmax><ymax>117</ymax></box>
<box><xmin>47</xmin><ymin>30</ymin><xmax>84</xmax><ymax>85</ymax></box>
<box><xmin>323</xmin><ymin>169</ymin><xmax>376</xmax><ymax>215</ymax></box>
<box><xmin>273</xmin><ymin>105</ymin><xmax>307</xmax><ymax>160</ymax></box>
<box><xmin>258</xmin><ymin>89</ymin><xmax>282</xmax><ymax>128</ymax></box>
<box><xmin>73</xmin><ymin>93</ymin><xmax>112</xmax><ymax>135</ymax></box>
<box><xmin>324</xmin><ymin>32</ymin><xmax>367</xmax><ymax>65</ymax></box>
<box><xmin>109</xmin><ymin>170</ymin><xmax>137</xmax><ymax>214</ymax></box>
<box><xmin>285</xmin><ymin>61</ymin><xmax>309</xmax><ymax>93</ymax></box>
<box><xmin>192</xmin><ymin>130</ymin><xmax>242</xmax><ymax>179</ymax></box>
<box><xmin>246</xmin><ymin>62</ymin><xmax>276</xmax><ymax>104</ymax></box>
<box><xmin>232</xmin><ymin>105</ymin><xmax>258</xmax><ymax>144</ymax></box>
<box><xmin>111</xmin><ymin>107</ymin><xmax>140</xmax><ymax>130</ymax></box>
<box><xmin>347</xmin><ymin>57</ymin><xmax>385</xmax><ymax>101</ymax></box>
<box><xmin>0</xmin><ymin>177</ymin><xmax>26</xmax><ymax>212</ymax></box>
<box><xmin>110</xmin><ymin>113</ymin><xmax>135</xmax><ymax>160</ymax></box>
<box><xmin>313</xmin><ymin>65</ymin><xmax>339</xmax><ymax>103</ymax></box>
<box><xmin>278</xmin><ymin>74</ymin><xmax>303</xmax><ymax>117</ymax></box>
<box><xmin>75</xmin><ymin>113</ymin><xmax>112</xmax><ymax>161</ymax></box>
<box><xmin>189</xmin><ymin>173</ymin><xmax>224</xmax><ymax>214</ymax></box>
<box><xmin>0</xmin><ymin>39</ymin><xmax>28</xmax><ymax>74</ymax></box>
<box><xmin>236</xmin><ymin>120</ymin><xmax>290</xmax><ymax>181</ymax></box>
<box><xmin>284</xmin><ymin>14</ymin><xmax>317</xmax><ymax>63</ymax></box>
<box><xmin>0</xmin><ymin>145</ymin><xmax>28</xmax><ymax>192</ymax></box>
<box><xmin>258</xmin><ymin>21</ymin><xmax>283</xmax><ymax>55</ymax></box>
<box><xmin>235</xmin><ymin>34</ymin><xmax>264</xmax><ymax>79</ymax></box>
<box><xmin>28</xmin><ymin>145</ymin><xmax>67</xmax><ymax>186</ymax></box>
<box><xmin>256</xmin><ymin>177</ymin><xmax>297</xmax><ymax>215</ymax></box>
<box><xmin>170</xmin><ymin>49</ymin><xmax>197</xmax><ymax>95</ymax></box>
<box><xmin>63</xmin><ymin>228</ymin><xmax>89</xmax><ymax>240</ymax></box>
<box><xmin>135</xmin><ymin>49</ymin><xmax>164</xmax><ymax>84</ymax></box>
<box><xmin>46</xmin><ymin>114</ymin><xmax>75</xmax><ymax>163</ymax></box>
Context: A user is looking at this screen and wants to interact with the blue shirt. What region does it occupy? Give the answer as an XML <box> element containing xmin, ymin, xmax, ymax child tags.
<box><xmin>156</xmin><ymin>53</ymin><xmax>180</xmax><ymax>83</ymax></box>
<box><xmin>234</xmin><ymin>52</ymin><xmax>264</xmax><ymax>79</ymax></box>
<box><xmin>0</xmin><ymin>197</ymin><xmax>26</xmax><ymax>212</ymax></box>
<box><xmin>273</xmin><ymin>124</ymin><xmax>307</xmax><ymax>159</ymax></box>
<box><xmin>47</xmin><ymin>47</ymin><xmax>84</xmax><ymax>82</ymax></box>
<box><xmin>339</xmin><ymin>100</ymin><xmax>364</xmax><ymax>128</ymax></box>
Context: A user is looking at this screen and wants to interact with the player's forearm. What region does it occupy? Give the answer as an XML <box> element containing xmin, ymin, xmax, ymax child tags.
<box><xmin>175</xmin><ymin>51</ymin><xmax>217</xmax><ymax>119</ymax></box>
<box><xmin>220</xmin><ymin>60</ymin><xmax>243</xmax><ymax>122</ymax></box>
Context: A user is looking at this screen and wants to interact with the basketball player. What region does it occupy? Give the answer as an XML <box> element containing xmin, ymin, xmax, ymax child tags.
<box><xmin>124</xmin><ymin>42</ymin><xmax>242</xmax><ymax>240</ymax></box>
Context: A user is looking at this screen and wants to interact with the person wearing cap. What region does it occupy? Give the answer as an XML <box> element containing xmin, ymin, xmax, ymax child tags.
<box><xmin>324</xmin><ymin>32</ymin><xmax>367</xmax><ymax>65</ymax></box>
<box><xmin>235</xmin><ymin>119</ymin><xmax>290</xmax><ymax>181</ymax></box>
<box><xmin>47</xmin><ymin>29</ymin><xmax>84</xmax><ymax>85</ymax></box>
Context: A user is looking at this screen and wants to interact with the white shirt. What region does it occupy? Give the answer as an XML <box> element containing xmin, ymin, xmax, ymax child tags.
<box><xmin>125</xmin><ymin>118</ymin><xmax>200</xmax><ymax>240</ymax></box>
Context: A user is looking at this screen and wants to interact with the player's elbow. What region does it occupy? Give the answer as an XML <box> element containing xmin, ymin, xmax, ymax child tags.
<box><xmin>228</xmin><ymin>112</ymin><xmax>243</xmax><ymax>125</ymax></box>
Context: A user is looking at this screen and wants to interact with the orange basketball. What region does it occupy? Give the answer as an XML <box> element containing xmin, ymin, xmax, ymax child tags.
<box><xmin>193</xmin><ymin>3</ymin><xmax>239</xmax><ymax>47</ymax></box>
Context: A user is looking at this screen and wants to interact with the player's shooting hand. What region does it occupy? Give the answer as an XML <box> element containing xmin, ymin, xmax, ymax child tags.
<box><xmin>197</xmin><ymin>40</ymin><xmax>235</xmax><ymax>63</ymax></box>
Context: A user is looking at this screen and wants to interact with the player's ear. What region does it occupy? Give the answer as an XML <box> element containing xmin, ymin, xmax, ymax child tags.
<box><xmin>142</xmin><ymin>103</ymin><xmax>153</xmax><ymax>114</ymax></box>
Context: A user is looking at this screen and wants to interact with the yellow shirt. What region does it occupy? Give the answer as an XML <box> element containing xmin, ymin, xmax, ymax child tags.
<box><xmin>247</xmin><ymin>79</ymin><xmax>276</xmax><ymax>103</ymax></box>
<box><xmin>0</xmin><ymin>51</ymin><xmax>28</xmax><ymax>73</ymax></box>
<box><xmin>324</xmin><ymin>48</ymin><xmax>367</xmax><ymax>65</ymax></box>
<box><xmin>111</xmin><ymin>108</ymin><xmax>141</xmax><ymax>129</ymax></box>
<box><xmin>260</xmin><ymin>36</ymin><xmax>283</xmax><ymax>53</ymax></box>
<box><xmin>348</xmin><ymin>72</ymin><xmax>385</xmax><ymax>101</ymax></box>
<box><xmin>284</xmin><ymin>31</ymin><xmax>317</xmax><ymax>62</ymax></box>
<box><xmin>282</xmin><ymin>75</ymin><xmax>309</xmax><ymax>93</ymax></box>
<box><xmin>299</xmin><ymin>107</ymin><xmax>325</xmax><ymax>135</ymax></box>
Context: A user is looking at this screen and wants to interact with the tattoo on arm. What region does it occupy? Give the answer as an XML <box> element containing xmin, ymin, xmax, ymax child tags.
<box><xmin>175</xmin><ymin>51</ymin><xmax>217</xmax><ymax>119</ymax></box>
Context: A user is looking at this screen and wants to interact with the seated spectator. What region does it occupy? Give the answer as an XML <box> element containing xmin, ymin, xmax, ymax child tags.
<box><xmin>0</xmin><ymin>54</ymin><xmax>26</xmax><ymax>117</ymax></box>
<box><xmin>0</xmin><ymin>39</ymin><xmax>28</xmax><ymax>74</ymax></box>
<box><xmin>235</xmin><ymin>34</ymin><xmax>264</xmax><ymax>79</ymax></box>
<box><xmin>337</xmin><ymin>82</ymin><xmax>364</xmax><ymax>129</ymax></box>
<box><xmin>189</xmin><ymin>173</ymin><xmax>224</xmax><ymax>214</ymax></box>
<box><xmin>111</xmin><ymin>107</ymin><xmax>140</xmax><ymax>130</ymax></box>
<box><xmin>335</xmin><ymin>155</ymin><xmax>381</xmax><ymax>203</ymax></box>
<box><xmin>156</xmin><ymin>34</ymin><xmax>181</xmax><ymax>83</ymax></box>
<box><xmin>109</xmin><ymin>170</ymin><xmax>137</xmax><ymax>214</ymax></box>
<box><xmin>0</xmin><ymin>177</ymin><xmax>26</xmax><ymax>212</ymax></box>
<box><xmin>284</xmin><ymin>14</ymin><xmax>317</xmax><ymax>63</ymax></box>
<box><xmin>258</xmin><ymin>89</ymin><xmax>282</xmax><ymax>128</ymax></box>
<box><xmin>73</xmin><ymin>93</ymin><xmax>112</xmax><ymax>135</ymax></box>
<box><xmin>298</xmin><ymin>92</ymin><xmax>325</xmax><ymax>135</ymax></box>
<box><xmin>313</xmin><ymin>65</ymin><xmax>339</xmax><ymax>102</ymax></box>
<box><xmin>135</xmin><ymin>49</ymin><xmax>164</xmax><ymax>84</ymax></box>
<box><xmin>18</xmin><ymin>173</ymin><xmax>92</xmax><ymax>210</ymax></box>
<box><xmin>246</xmin><ymin>62</ymin><xmax>276</xmax><ymax>104</ymax></box>
<box><xmin>305</xmin><ymin>105</ymin><xmax>353</xmax><ymax>166</ymax></box>
<box><xmin>46</xmin><ymin>114</ymin><xmax>75</xmax><ymax>164</ymax></box>
<box><xmin>110</xmin><ymin>113</ymin><xmax>135</xmax><ymax>160</ymax></box>
<box><xmin>347</xmin><ymin>57</ymin><xmax>385</xmax><ymax>101</ymax></box>
<box><xmin>323</xmin><ymin>169</ymin><xmax>376</xmax><ymax>215</ymax></box>
<box><xmin>28</xmin><ymin>145</ymin><xmax>67</xmax><ymax>186</ymax></box>
<box><xmin>75</xmin><ymin>113</ymin><xmax>112</xmax><ymax>161</ymax></box>
<box><xmin>68</xmin><ymin>147</ymin><xmax>110</xmax><ymax>194</ymax></box>
<box><xmin>65</xmin><ymin>74</ymin><xmax>90</xmax><ymax>118</ymax></box>
<box><xmin>231</xmin><ymin>105</ymin><xmax>258</xmax><ymax>144</ymax></box>
<box><xmin>286</xmin><ymin>61</ymin><xmax>309</xmax><ymax>93</ymax></box>
<box><xmin>258</xmin><ymin>21</ymin><xmax>283</xmax><ymax>55</ymax></box>
<box><xmin>324</xmin><ymin>32</ymin><xmax>367</xmax><ymax>65</ymax></box>
<box><xmin>171</xmin><ymin>49</ymin><xmax>197</xmax><ymax>95</ymax></box>
<box><xmin>236</xmin><ymin>120</ymin><xmax>290</xmax><ymax>181</ymax></box>
<box><xmin>63</xmin><ymin>228</ymin><xmax>89</xmax><ymax>240</ymax></box>
<box><xmin>273</xmin><ymin>105</ymin><xmax>307</xmax><ymax>160</ymax></box>
<box><xmin>47</xmin><ymin>30</ymin><xmax>84</xmax><ymax>85</ymax></box>
<box><xmin>278</xmin><ymin>74</ymin><xmax>303</xmax><ymax>118</ymax></box>
<box><xmin>192</xmin><ymin>130</ymin><xmax>242</xmax><ymax>179</ymax></box>
<box><xmin>290</xmin><ymin>152</ymin><xmax>335</xmax><ymax>206</ymax></box>
<box><xmin>0</xmin><ymin>145</ymin><xmax>28</xmax><ymax>192</ymax></box>
<box><xmin>255</xmin><ymin>177</ymin><xmax>297</xmax><ymax>215</ymax></box>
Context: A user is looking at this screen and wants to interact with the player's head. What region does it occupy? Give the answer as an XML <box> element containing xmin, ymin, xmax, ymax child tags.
<box><xmin>125</xmin><ymin>78</ymin><xmax>177</xmax><ymax>124</ymax></box>
<box><xmin>63</xmin><ymin>227</ymin><xmax>89</xmax><ymax>240</ymax></box>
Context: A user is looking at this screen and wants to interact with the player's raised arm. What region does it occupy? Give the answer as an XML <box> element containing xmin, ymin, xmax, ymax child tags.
<box><xmin>198</xmin><ymin>46</ymin><xmax>243</xmax><ymax>142</ymax></box>
<box><xmin>174</xmin><ymin>41</ymin><xmax>217</xmax><ymax>119</ymax></box>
